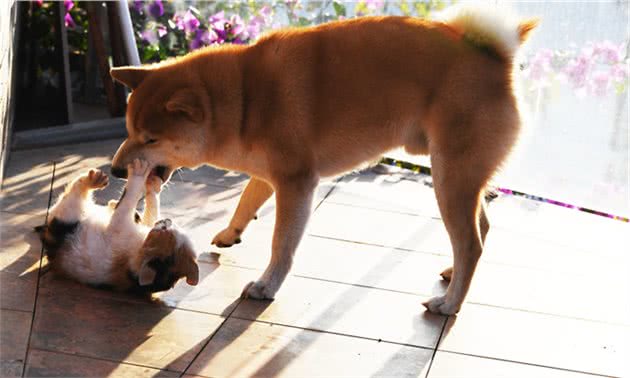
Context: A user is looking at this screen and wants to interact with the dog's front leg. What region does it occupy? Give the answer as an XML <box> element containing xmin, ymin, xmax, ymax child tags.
<box><xmin>141</xmin><ymin>175</ymin><xmax>163</xmax><ymax>226</ymax></box>
<box><xmin>212</xmin><ymin>177</ymin><xmax>274</xmax><ymax>247</ymax></box>
<box><xmin>109</xmin><ymin>159</ymin><xmax>150</xmax><ymax>227</ymax></box>
<box><xmin>241</xmin><ymin>175</ymin><xmax>317</xmax><ymax>300</ymax></box>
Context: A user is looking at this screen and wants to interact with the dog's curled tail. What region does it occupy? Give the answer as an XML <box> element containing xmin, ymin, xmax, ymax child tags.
<box><xmin>435</xmin><ymin>4</ymin><xmax>539</xmax><ymax>58</ymax></box>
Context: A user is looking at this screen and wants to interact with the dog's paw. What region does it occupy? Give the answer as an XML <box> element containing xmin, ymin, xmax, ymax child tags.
<box><xmin>440</xmin><ymin>266</ymin><xmax>453</xmax><ymax>282</ymax></box>
<box><xmin>82</xmin><ymin>169</ymin><xmax>109</xmax><ymax>189</ymax></box>
<box><xmin>241</xmin><ymin>280</ymin><xmax>276</xmax><ymax>300</ymax></box>
<box><xmin>422</xmin><ymin>295</ymin><xmax>460</xmax><ymax>315</ymax></box>
<box><xmin>145</xmin><ymin>175</ymin><xmax>163</xmax><ymax>194</ymax></box>
<box><xmin>128</xmin><ymin>159</ymin><xmax>151</xmax><ymax>179</ymax></box>
<box><xmin>212</xmin><ymin>227</ymin><xmax>242</xmax><ymax>248</ymax></box>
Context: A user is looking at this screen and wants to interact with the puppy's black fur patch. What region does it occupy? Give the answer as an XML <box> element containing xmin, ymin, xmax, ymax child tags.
<box><xmin>36</xmin><ymin>218</ymin><xmax>79</xmax><ymax>259</ymax></box>
<box><xmin>128</xmin><ymin>255</ymin><xmax>178</xmax><ymax>294</ymax></box>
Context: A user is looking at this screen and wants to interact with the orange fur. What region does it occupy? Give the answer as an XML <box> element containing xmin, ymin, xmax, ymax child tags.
<box><xmin>110</xmin><ymin>13</ymin><xmax>537</xmax><ymax>314</ymax></box>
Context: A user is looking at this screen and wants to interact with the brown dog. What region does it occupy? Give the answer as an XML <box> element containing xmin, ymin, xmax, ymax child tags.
<box><xmin>109</xmin><ymin>6</ymin><xmax>537</xmax><ymax>315</ymax></box>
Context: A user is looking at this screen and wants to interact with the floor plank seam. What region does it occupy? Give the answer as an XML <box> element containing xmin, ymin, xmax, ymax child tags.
<box><xmin>21</xmin><ymin>161</ymin><xmax>56</xmax><ymax>378</ymax></box>
<box><xmin>322</xmin><ymin>199</ymin><xmax>440</xmax><ymax>219</ymax></box>
<box><xmin>306</xmin><ymin>233</ymin><xmax>626</xmax><ymax>279</ymax></box>
<box><xmin>435</xmin><ymin>350</ymin><xmax>619</xmax><ymax>378</ymax></box>
<box><xmin>423</xmin><ymin>314</ymin><xmax>449</xmax><ymax>378</ymax></box>
<box><xmin>28</xmin><ymin>347</ymin><xmax>182</xmax><ymax>374</ymax></box>
<box><xmin>178</xmin><ymin>297</ymin><xmax>244</xmax><ymax>377</ymax></box>
<box><xmin>227</xmin><ymin>315</ymin><xmax>439</xmax><ymax>351</ymax></box>
<box><xmin>200</xmin><ymin>263</ymin><xmax>630</xmax><ymax>327</ymax></box>
<box><xmin>313</xmin><ymin>176</ymin><xmax>343</xmax><ymax>212</ymax></box>
<box><xmin>0</xmin><ymin>307</ymin><xmax>32</xmax><ymax>314</ymax></box>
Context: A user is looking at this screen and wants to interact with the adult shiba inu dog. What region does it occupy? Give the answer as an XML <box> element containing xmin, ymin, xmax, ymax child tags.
<box><xmin>37</xmin><ymin>159</ymin><xmax>199</xmax><ymax>293</ymax></box>
<box><xmin>109</xmin><ymin>6</ymin><xmax>537</xmax><ymax>314</ymax></box>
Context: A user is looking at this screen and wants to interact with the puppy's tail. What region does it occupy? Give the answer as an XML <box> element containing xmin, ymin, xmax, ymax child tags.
<box><xmin>435</xmin><ymin>4</ymin><xmax>539</xmax><ymax>59</ymax></box>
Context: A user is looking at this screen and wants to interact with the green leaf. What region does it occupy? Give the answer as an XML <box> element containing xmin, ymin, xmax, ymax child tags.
<box><xmin>333</xmin><ymin>1</ymin><xmax>346</xmax><ymax>17</ymax></box>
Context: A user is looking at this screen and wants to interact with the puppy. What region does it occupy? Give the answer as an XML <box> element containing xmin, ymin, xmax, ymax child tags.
<box><xmin>37</xmin><ymin>159</ymin><xmax>199</xmax><ymax>293</ymax></box>
<box><xmin>108</xmin><ymin>6</ymin><xmax>537</xmax><ymax>314</ymax></box>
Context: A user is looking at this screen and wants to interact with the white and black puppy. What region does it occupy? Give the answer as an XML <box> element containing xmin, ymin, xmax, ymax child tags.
<box><xmin>36</xmin><ymin>159</ymin><xmax>199</xmax><ymax>294</ymax></box>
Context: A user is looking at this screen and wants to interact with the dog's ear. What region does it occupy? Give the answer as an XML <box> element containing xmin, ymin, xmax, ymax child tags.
<box><xmin>165</xmin><ymin>89</ymin><xmax>204</xmax><ymax>123</ymax></box>
<box><xmin>138</xmin><ymin>258</ymin><xmax>157</xmax><ymax>286</ymax></box>
<box><xmin>110</xmin><ymin>66</ymin><xmax>152</xmax><ymax>89</ymax></box>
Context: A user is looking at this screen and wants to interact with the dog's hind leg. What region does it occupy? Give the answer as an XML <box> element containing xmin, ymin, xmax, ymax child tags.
<box><xmin>212</xmin><ymin>177</ymin><xmax>274</xmax><ymax>247</ymax></box>
<box><xmin>422</xmin><ymin>149</ymin><xmax>492</xmax><ymax>315</ymax></box>
<box><xmin>440</xmin><ymin>200</ymin><xmax>489</xmax><ymax>282</ymax></box>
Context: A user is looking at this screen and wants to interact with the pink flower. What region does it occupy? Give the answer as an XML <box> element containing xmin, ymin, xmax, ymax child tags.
<box><xmin>157</xmin><ymin>24</ymin><xmax>167</xmax><ymax>38</ymax></box>
<box><xmin>141</xmin><ymin>29</ymin><xmax>159</xmax><ymax>45</ymax></box>
<box><xmin>366</xmin><ymin>0</ymin><xmax>384</xmax><ymax>11</ymax></box>
<box><xmin>593</xmin><ymin>41</ymin><xmax>624</xmax><ymax>64</ymax></box>
<box><xmin>64</xmin><ymin>12</ymin><xmax>76</xmax><ymax>29</ymax></box>
<box><xmin>590</xmin><ymin>71</ymin><xmax>610</xmax><ymax>97</ymax></box>
<box><xmin>565</xmin><ymin>55</ymin><xmax>591</xmax><ymax>89</ymax></box>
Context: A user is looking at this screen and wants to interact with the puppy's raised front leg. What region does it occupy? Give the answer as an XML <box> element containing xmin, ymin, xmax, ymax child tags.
<box><xmin>109</xmin><ymin>159</ymin><xmax>150</xmax><ymax>227</ymax></box>
<box><xmin>242</xmin><ymin>174</ymin><xmax>317</xmax><ymax>299</ymax></box>
<box><xmin>141</xmin><ymin>175</ymin><xmax>163</xmax><ymax>226</ymax></box>
<box><xmin>212</xmin><ymin>177</ymin><xmax>274</xmax><ymax>247</ymax></box>
<box><xmin>49</xmin><ymin>169</ymin><xmax>109</xmax><ymax>222</ymax></box>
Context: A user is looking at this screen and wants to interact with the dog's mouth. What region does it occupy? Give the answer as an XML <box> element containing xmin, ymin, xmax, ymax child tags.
<box><xmin>151</xmin><ymin>165</ymin><xmax>172</xmax><ymax>183</ymax></box>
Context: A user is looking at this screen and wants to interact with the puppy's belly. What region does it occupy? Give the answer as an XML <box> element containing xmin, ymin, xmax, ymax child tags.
<box><xmin>56</xmin><ymin>224</ymin><xmax>113</xmax><ymax>285</ymax></box>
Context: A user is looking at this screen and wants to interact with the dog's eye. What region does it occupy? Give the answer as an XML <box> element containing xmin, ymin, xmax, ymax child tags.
<box><xmin>145</xmin><ymin>139</ymin><xmax>158</xmax><ymax>145</ymax></box>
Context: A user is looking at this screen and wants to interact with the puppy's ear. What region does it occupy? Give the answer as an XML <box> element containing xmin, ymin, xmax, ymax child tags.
<box><xmin>165</xmin><ymin>89</ymin><xmax>204</xmax><ymax>123</ymax></box>
<box><xmin>34</xmin><ymin>224</ymin><xmax>47</xmax><ymax>234</ymax></box>
<box><xmin>177</xmin><ymin>243</ymin><xmax>199</xmax><ymax>286</ymax></box>
<box><xmin>110</xmin><ymin>66</ymin><xmax>152</xmax><ymax>89</ymax></box>
<box><xmin>138</xmin><ymin>258</ymin><xmax>157</xmax><ymax>286</ymax></box>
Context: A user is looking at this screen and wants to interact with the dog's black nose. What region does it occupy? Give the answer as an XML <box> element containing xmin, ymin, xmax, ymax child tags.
<box><xmin>111</xmin><ymin>166</ymin><xmax>128</xmax><ymax>179</ymax></box>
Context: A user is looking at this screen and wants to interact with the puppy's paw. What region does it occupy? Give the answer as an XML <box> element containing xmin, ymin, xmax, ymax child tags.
<box><xmin>145</xmin><ymin>175</ymin><xmax>163</xmax><ymax>194</ymax></box>
<box><xmin>241</xmin><ymin>280</ymin><xmax>276</xmax><ymax>300</ymax></box>
<box><xmin>212</xmin><ymin>227</ymin><xmax>242</xmax><ymax>248</ymax></box>
<box><xmin>82</xmin><ymin>169</ymin><xmax>109</xmax><ymax>189</ymax></box>
<box><xmin>440</xmin><ymin>266</ymin><xmax>453</xmax><ymax>282</ymax></box>
<box><xmin>422</xmin><ymin>295</ymin><xmax>460</xmax><ymax>315</ymax></box>
<box><xmin>128</xmin><ymin>159</ymin><xmax>151</xmax><ymax>179</ymax></box>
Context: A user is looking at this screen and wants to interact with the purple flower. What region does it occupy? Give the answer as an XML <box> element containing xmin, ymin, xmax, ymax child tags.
<box><xmin>133</xmin><ymin>0</ymin><xmax>144</xmax><ymax>14</ymax></box>
<box><xmin>148</xmin><ymin>0</ymin><xmax>163</xmax><ymax>18</ymax></box>
<box><xmin>189</xmin><ymin>29</ymin><xmax>219</xmax><ymax>50</ymax></box>
<box><xmin>177</xmin><ymin>10</ymin><xmax>200</xmax><ymax>33</ymax></box>
<box><xmin>64</xmin><ymin>0</ymin><xmax>74</xmax><ymax>12</ymax></box>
